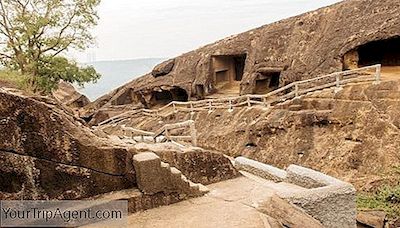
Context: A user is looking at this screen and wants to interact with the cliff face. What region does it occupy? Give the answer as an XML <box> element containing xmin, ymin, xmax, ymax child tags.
<box><xmin>0</xmin><ymin>91</ymin><xmax>135</xmax><ymax>200</ymax></box>
<box><xmin>84</xmin><ymin>0</ymin><xmax>400</xmax><ymax>121</ymax></box>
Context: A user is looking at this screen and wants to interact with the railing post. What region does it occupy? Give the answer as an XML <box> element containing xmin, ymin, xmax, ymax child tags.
<box><xmin>247</xmin><ymin>96</ymin><xmax>251</xmax><ymax>108</ymax></box>
<box><xmin>228</xmin><ymin>99</ymin><xmax>233</xmax><ymax>112</ymax></box>
<box><xmin>190</xmin><ymin>103</ymin><xmax>194</xmax><ymax>114</ymax></box>
<box><xmin>208</xmin><ymin>100</ymin><xmax>212</xmax><ymax>112</ymax></box>
<box><xmin>173</xmin><ymin>102</ymin><xmax>177</xmax><ymax>113</ymax></box>
<box><xmin>189</xmin><ymin>122</ymin><xmax>197</xmax><ymax>147</ymax></box>
<box><xmin>294</xmin><ymin>83</ymin><xmax>299</xmax><ymax>98</ymax></box>
<box><xmin>165</xmin><ymin>129</ymin><xmax>170</xmax><ymax>142</ymax></box>
<box><xmin>263</xmin><ymin>97</ymin><xmax>271</xmax><ymax>109</ymax></box>
<box><xmin>374</xmin><ymin>64</ymin><xmax>381</xmax><ymax>84</ymax></box>
<box><xmin>335</xmin><ymin>74</ymin><xmax>343</xmax><ymax>93</ymax></box>
<box><xmin>141</xmin><ymin>135</ymin><xmax>145</xmax><ymax>142</ymax></box>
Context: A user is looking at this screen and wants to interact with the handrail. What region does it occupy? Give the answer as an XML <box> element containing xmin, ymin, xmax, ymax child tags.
<box><xmin>120</xmin><ymin>120</ymin><xmax>197</xmax><ymax>146</ymax></box>
<box><xmin>98</xmin><ymin>64</ymin><xmax>381</xmax><ymax>125</ymax></box>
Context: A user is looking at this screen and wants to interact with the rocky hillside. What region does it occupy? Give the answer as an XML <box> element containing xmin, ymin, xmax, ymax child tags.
<box><xmin>110</xmin><ymin>79</ymin><xmax>400</xmax><ymax>191</ymax></box>
<box><xmin>84</xmin><ymin>0</ymin><xmax>400</xmax><ymax>120</ymax></box>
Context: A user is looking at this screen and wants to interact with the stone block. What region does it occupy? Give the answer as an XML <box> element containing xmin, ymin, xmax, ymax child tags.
<box><xmin>234</xmin><ymin>156</ymin><xmax>287</xmax><ymax>182</ymax></box>
<box><xmin>133</xmin><ymin>152</ymin><xmax>164</xmax><ymax>194</ymax></box>
<box><xmin>286</xmin><ymin>165</ymin><xmax>344</xmax><ymax>189</ymax></box>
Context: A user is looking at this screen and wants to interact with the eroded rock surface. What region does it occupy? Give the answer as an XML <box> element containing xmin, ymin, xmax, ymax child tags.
<box><xmin>0</xmin><ymin>91</ymin><xmax>136</xmax><ymax>200</ymax></box>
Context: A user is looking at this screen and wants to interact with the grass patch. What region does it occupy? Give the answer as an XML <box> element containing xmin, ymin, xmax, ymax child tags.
<box><xmin>357</xmin><ymin>185</ymin><xmax>400</xmax><ymax>219</ymax></box>
<box><xmin>0</xmin><ymin>70</ymin><xmax>29</xmax><ymax>90</ymax></box>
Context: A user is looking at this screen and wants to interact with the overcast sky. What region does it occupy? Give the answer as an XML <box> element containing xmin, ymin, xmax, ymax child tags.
<box><xmin>72</xmin><ymin>0</ymin><xmax>342</xmax><ymax>62</ymax></box>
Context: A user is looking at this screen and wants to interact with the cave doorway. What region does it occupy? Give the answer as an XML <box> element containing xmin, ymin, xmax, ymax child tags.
<box><xmin>343</xmin><ymin>37</ymin><xmax>400</xmax><ymax>76</ymax></box>
<box><xmin>358</xmin><ymin>37</ymin><xmax>400</xmax><ymax>67</ymax></box>
<box><xmin>254</xmin><ymin>71</ymin><xmax>281</xmax><ymax>94</ymax></box>
<box><xmin>151</xmin><ymin>87</ymin><xmax>189</xmax><ymax>106</ymax></box>
<box><xmin>211</xmin><ymin>54</ymin><xmax>246</xmax><ymax>95</ymax></box>
<box><xmin>154</xmin><ymin>90</ymin><xmax>173</xmax><ymax>104</ymax></box>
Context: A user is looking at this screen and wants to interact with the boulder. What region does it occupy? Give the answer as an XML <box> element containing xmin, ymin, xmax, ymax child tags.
<box><xmin>52</xmin><ymin>81</ymin><xmax>90</xmax><ymax>108</ymax></box>
<box><xmin>357</xmin><ymin>210</ymin><xmax>387</xmax><ymax>228</ymax></box>
<box><xmin>151</xmin><ymin>59</ymin><xmax>175</xmax><ymax>77</ymax></box>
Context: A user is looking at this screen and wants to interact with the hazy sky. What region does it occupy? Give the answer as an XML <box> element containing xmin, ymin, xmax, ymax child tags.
<box><xmin>72</xmin><ymin>0</ymin><xmax>342</xmax><ymax>62</ymax></box>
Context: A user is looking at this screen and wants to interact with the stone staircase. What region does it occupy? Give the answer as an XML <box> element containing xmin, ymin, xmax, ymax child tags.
<box><xmin>133</xmin><ymin>152</ymin><xmax>209</xmax><ymax>197</ymax></box>
<box><xmin>83</xmin><ymin>152</ymin><xmax>209</xmax><ymax>217</ymax></box>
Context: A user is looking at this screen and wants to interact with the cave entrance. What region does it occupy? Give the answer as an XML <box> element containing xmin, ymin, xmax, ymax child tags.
<box><xmin>154</xmin><ymin>90</ymin><xmax>173</xmax><ymax>104</ymax></box>
<box><xmin>152</xmin><ymin>87</ymin><xmax>188</xmax><ymax>106</ymax></box>
<box><xmin>254</xmin><ymin>71</ymin><xmax>281</xmax><ymax>94</ymax></box>
<box><xmin>358</xmin><ymin>37</ymin><xmax>400</xmax><ymax>67</ymax></box>
<box><xmin>211</xmin><ymin>54</ymin><xmax>246</xmax><ymax>95</ymax></box>
<box><xmin>344</xmin><ymin>37</ymin><xmax>400</xmax><ymax>73</ymax></box>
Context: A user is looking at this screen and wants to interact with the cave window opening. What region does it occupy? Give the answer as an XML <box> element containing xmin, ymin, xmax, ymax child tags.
<box><xmin>0</xmin><ymin>172</ymin><xmax>24</xmax><ymax>193</ymax></box>
<box><xmin>254</xmin><ymin>71</ymin><xmax>281</xmax><ymax>94</ymax></box>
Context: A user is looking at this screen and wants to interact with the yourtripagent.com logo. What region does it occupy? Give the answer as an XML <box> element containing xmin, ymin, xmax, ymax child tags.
<box><xmin>0</xmin><ymin>200</ymin><xmax>128</xmax><ymax>227</ymax></box>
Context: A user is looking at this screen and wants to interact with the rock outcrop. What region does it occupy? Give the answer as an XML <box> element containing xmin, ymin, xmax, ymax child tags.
<box><xmin>84</xmin><ymin>0</ymin><xmax>400</xmax><ymax>117</ymax></box>
<box><xmin>152</xmin><ymin>59</ymin><xmax>175</xmax><ymax>78</ymax></box>
<box><xmin>53</xmin><ymin>81</ymin><xmax>90</xmax><ymax>109</ymax></box>
<box><xmin>0</xmin><ymin>90</ymin><xmax>135</xmax><ymax>200</ymax></box>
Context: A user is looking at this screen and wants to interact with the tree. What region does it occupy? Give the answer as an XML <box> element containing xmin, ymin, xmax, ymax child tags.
<box><xmin>0</xmin><ymin>0</ymin><xmax>101</xmax><ymax>93</ymax></box>
<box><xmin>36</xmin><ymin>56</ymin><xmax>100</xmax><ymax>93</ymax></box>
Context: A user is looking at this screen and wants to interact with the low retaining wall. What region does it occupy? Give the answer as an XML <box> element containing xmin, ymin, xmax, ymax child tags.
<box><xmin>234</xmin><ymin>157</ymin><xmax>356</xmax><ymax>228</ymax></box>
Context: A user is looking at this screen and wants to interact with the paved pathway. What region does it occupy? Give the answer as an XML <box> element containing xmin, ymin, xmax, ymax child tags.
<box><xmin>127</xmin><ymin>172</ymin><xmax>305</xmax><ymax>228</ymax></box>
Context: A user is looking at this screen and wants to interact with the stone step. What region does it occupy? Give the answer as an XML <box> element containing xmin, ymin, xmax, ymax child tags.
<box><xmin>88</xmin><ymin>188</ymin><xmax>189</xmax><ymax>215</ymax></box>
<box><xmin>198</xmin><ymin>184</ymin><xmax>209</xmax><ymax>194</ymax></box>
<box><xmin>133</xmin><ymin>152</ymin><xmax>208</xmax><ymax>198</ymax></box>
<box><xmin>288</xmin><ymin>104</ymin><xmax>303</xmax><ymax>111</ymax></box>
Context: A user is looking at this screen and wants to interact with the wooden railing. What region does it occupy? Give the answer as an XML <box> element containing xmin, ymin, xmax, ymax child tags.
<box><xmin>98</xmin><ymin>64</ymin><xmax>381</xmax><ymax>125</ymax></box>
<box><xmin>120</xmin><ymin>120</ymin><xmax>197</xmax><ymax>146</ymax></box>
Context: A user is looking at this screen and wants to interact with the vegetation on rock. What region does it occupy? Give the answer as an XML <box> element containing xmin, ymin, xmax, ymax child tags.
<box><xmin>0</xmin><ymin>69</ymin><xmax>28</xmax><ymax>89</ymax></box>
<box><xmin>357</xmin><ymin>185</ymin><xmax>400</xmax><ymax>219</ymax></box>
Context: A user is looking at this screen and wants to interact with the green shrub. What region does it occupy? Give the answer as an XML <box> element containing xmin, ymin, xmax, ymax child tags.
<box><xmin>357</xmin><ymin>185</ymin><xmax>400</xmax><ymax>219</ymax></box>
<box><xmin>0</xmin><ymin>70</ymin><xmax>30</xmax><ymax>90</ymax></box>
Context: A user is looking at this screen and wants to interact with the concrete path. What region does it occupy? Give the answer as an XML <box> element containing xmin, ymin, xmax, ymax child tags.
<box><xmin>127</xmin><ymin>173</ymin><xmax>305</xmax><ymax>228</ymax></box>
